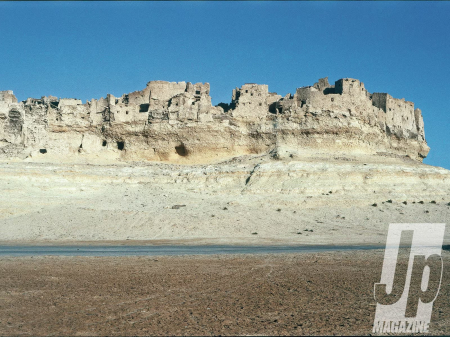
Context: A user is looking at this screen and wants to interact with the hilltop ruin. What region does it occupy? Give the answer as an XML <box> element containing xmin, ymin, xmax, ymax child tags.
<box><xmin>0</xmin><ymin>77</ymin><xmax>429</xmax><ymax>163</ymax></box>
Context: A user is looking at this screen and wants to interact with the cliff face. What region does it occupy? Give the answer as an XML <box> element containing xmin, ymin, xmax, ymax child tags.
<box><xmin>0</xmin><ymin>77</ymin><xmax>429</xmax><ymax>164</ymax></box>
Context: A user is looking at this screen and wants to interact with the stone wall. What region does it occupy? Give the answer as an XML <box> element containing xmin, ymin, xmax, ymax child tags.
<box><xmin>0</xmin><ymin>78</ymin><xmax>430</xmax><ymax>163</ymax></box>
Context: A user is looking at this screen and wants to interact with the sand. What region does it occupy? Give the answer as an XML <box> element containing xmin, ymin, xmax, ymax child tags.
<box><xmin>0</xmin><ymin>155</ymin><xmax>449</xmax><ymax>245</ymax></box>
<box><xmin>1</xmin><ymin>155</ymin><xmax>449</xmax><ymax>335</ymax></box>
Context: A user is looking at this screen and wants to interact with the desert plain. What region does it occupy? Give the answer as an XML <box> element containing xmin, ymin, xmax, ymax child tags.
<box><xmin>0</xmin><ymin>152</ymin><xmax>449</xmax><ymax>336</ymax></box>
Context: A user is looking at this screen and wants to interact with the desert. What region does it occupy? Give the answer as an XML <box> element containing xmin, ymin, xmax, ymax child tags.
<box><xmin>0</xmin><ymin>154</ymin><xmax>449</xmax><ymax>245</ymax></box>
<box><xmin>0</xmin><ymin>75</ymin><xmax>449</xmax><ymax>336</ymax></box>
<box><xmin>1</xmin><ymin>77</ymin><xmax>449</xmax><ymax>244</ymax></box>
<box><xmin>3</xmin><ymin>1</ymin><xmax>450</xmax><ymax>335</ymax></box>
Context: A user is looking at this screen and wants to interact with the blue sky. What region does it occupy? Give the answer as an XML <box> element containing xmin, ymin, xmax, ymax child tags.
<box><xmin>0</xmin><ymin>1</ymin><xmax>449</xmax><ymax>169</ymax></box>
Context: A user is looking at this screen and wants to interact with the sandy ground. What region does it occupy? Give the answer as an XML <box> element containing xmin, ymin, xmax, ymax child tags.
<box><xmin>0</xmin><ymin>250</ymin><xmax>448</xmax><ymax>336</ymax></box>
<box><xmin>1</xmin><ymin>155</ymin><xmax>449</xmax><ymax>335</ymax></box>
<box><xmin>0</xmin><ymin>155</ymin><xmax>449</xmax><ymax>245</ymax></box>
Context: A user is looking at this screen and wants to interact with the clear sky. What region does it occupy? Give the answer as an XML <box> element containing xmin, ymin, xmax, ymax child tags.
<box><xmin>1</xmin><ymin>1</ymin><xmax>449</xmax><ymax>169</ymax></box>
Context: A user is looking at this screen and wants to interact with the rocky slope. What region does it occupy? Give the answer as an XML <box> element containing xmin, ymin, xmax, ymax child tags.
<box><xmin>0</xmin><ymin>153</ymin><xmax>449</xmax><ymax>244</ymax></box>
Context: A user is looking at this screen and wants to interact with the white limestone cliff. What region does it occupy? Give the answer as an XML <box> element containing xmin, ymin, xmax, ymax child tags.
<box><xmin>0</xmin><ymin>77</ymin><xmax>429</xmax><ymax>164</ymax></box>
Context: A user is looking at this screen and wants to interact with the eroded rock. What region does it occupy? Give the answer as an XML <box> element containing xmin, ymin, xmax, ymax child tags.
<box><xmin>0</xmin><ymin>77</ymin><xmax>429</xmax><ymax>163</ymax></box>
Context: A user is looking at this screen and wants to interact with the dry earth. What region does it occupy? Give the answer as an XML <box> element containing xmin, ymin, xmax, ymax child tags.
<box><xmin>0</xmin><ymin>250</ymin><xmax>449</xmax><ymax>336</ymax></box>
<box><xmin>1</xmin><ymin>153</ymin><xmax>450</xmax><ymax>336</ymax></box>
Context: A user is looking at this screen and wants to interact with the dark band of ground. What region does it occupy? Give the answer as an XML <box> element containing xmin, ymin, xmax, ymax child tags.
<box><xmin>0</xmin><ymin>250</ymin><xmax>448</xmax><ymax>336</ymax></box>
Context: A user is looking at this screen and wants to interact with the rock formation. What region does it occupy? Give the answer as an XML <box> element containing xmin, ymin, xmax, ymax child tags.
<box><xmin>0</xmin><ymin>77</ymin><xmax>429</xmax><ymax>163</ymax></box>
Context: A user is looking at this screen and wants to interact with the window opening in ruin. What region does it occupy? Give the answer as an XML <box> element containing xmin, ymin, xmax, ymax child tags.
<box><xmin>175</xmin><ymin>143</ymin><xmax>188</xmax><ymax>156</ymax></box>
<box><xmin>102</xmin><ymin>140</ymin><xmax>107</xmax><ymax>147</ymax></box>
<box><xmin>39</xmin><ymin>149</ymin><xmax>47</xmax><ymax>154</ymax></box>
<box><xmin>245</xmin><ymin>90</ymin><xmax>248</xmax><ymax>93</ymax></box>
<box><xmin>192</xmin><ymin>102</ymin><xmax>195</xmax><ymax>105</ymax></box>
<box><xmin>139</xmin><ymin>104</ymin><xmax>149</xmax><ymax>113</ymax></box>
<box><xmin>259</xmin><ymin>103</ymin><xmax>262</xmax><ymax>106</ymax></box>
<box><xmin>195</xmin><ymin>90</ymin><xmax>201</xmax><ymax>95</ymax></box>
<box><xmin>117</xmin><ymin>141</ymin><xmax>125</xmax><ymax>151</ymax></box>
<box><xmin>126</xmin><ymin>111</ymin><xmax>129</xmax><ymax>114</ymax></box>
<box><xmin>251</xmin><ymin>93</ymin><xmax>253</xmax><ymax>96</ymax></box>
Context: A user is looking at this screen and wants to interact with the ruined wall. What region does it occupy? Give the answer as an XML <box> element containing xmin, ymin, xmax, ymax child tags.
<box><xmin>372</xmin><ymin>93</ymin><xmax>418</xmax><ymax>140</ymax></box>
<box><xmin>0</xmin><ymin>78</ymin><xmax>430</xmax><ymax>163</ymax></box>
<box><xmin>274</xmin><ymin>78</ymin><xmax>428</xmax><ymax>159</ymax></box>
<box><xmin>0</xmin><ymin>90</ymin><xmax>18</xmax><ymax>104</ymax></box>
<box><xmin>230</xmin><ymin>84</ymin><xmax>270</xmax><ymax>119</ymax></box>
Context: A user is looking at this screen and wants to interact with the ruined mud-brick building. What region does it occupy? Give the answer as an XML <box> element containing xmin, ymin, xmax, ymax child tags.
<box><xmin>0</xmin><ymin>77</ymin><xmax>428</xmax><ymax>163</ymax></box>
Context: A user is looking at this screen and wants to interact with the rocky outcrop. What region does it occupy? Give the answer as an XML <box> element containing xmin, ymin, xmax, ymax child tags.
<box><xmin>0</xmin><ymin>77</ymin><xmax>429</xmax><ymax>163</ymax></box>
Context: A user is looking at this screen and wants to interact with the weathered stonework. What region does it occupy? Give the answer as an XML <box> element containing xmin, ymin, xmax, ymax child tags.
<box><xmin>0</xmin><ymin>77</ymin><xmax>429</xmax><ymax>163</ymax></box>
